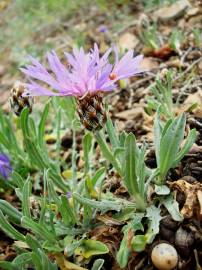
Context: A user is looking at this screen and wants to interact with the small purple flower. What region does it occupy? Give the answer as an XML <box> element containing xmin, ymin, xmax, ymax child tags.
<box><xmin>66</xmin><ymin>191</ymin><xmax>72</xmax><ymax>199</ymax></box>
<box><xmin>21</xmin><ymin>44</ymin><xmax>144</xmax><ymax>98</ymax></box>
<box><xmin>98</xmin><ymin>25</ymin><xmax>108</xmax><ymax>33</ymax></box>
<box><xmin>0</xmin><ymin>154</ymin><xmax>12</xmax><ymax>179</ymax></box>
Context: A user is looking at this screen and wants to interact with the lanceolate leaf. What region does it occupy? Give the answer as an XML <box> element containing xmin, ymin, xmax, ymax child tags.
<box><xmin>162</xmin><ymin>195</ymin><xmax>183</xmax><ymax>221</ymax></box>
<box><xmin>173</xmin><ymin>128</ymin><xmax>197</xmax><ymax>166</ymax></box>
<box><xmin>73</xmin><ymin>193</ymin><xmax>122</xmax><ymax>212</ymax></box>
<box><xmin>0</xmin><ymin>200</ymin><xmax>22</xmax><ymax>224</ymax></box>
<box><xmin>116</xmin><ymin>226</ymin><xmax>131</xmax><ymax>268</ymax></box>
<box><xmin>0</xmin><ymin>210</ymin><xmax>25</xmax><ymax>241</ymax></box>
<box><xmin>91</xmin><ymin>259</ymin><xmax>104</xmax><ymax>270</ymax></box>
<box><xmin>159</xmin><ymin>113</ymin><xmax>186</xmax><ymax>180</ymax></box>
<box><xmin>153</xmin><ymin>110</ymin><xmax>163</xmax><ymax>166</ymax></box>
<box><xmin>78</xmin><ymin>240</ymin><xmax>109</xmax><ymax>259</ymax></box>
<box><xmin>38</xmin><ymin>102</ymin><xmax>50</xmax><ymax>149</ymax></box>
<box><xmin>124</xmin><ymin>133</ymin><xmax>138</xmax><ymax>196</ymax></box>
<box><xmin>22</xmin><ymin>217</ymin><xmax>56</xmax><ymax>242</ymax></box>
<box><xmin>22</xmin><ymin>177</ymin><xmax>32</xmax><ymax>218</ymax></box>
<box><xmin>106</xmin><ymin>117</ymin><xmax>119</xmax><ymax>150</ymax></box>
<box><xmin>82</xmin><ymin>132</ymin><xmax>93</xmax><ymax>174</ymax></box>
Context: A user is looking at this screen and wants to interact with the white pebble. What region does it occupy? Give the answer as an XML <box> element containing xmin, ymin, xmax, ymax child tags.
<box><xmin>151</xmin><ymin>243</ymin><xmax>178</xmax><ymax>270</ymax></box>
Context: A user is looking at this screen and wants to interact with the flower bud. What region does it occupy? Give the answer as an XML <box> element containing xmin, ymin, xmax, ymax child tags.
<box><xmin>9</xmin><ymin>81</ymin><xmax>34</xmax><ymax>116</ymax></box>
<box><xmin>77</xmin><ymin>92</ymin><xmax>106</xmax><ymax>131</ymax></box>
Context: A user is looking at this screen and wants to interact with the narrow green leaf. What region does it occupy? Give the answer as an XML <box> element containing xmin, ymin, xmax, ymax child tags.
<box><xmin>91</xmin><ymin>167</ymin><xmax>105</xmax><ymax>187</ymax></box>
<box><xmin>31</xmin><ymin>252</ymin><xmax>43</xmax><ymax>270</ymax></box>
<box><xmin>0</xmin><ymin>131</ymin><xmax>10</xmax><ymax>149</ymax></box>
<box><xmin>80</xmin><ymin>240</ymin><xmax>109</xmax><ymax>259</ymax></box>
<box><xmin>38</xmin><ymin>102</ymin><xmax>49</xmax><ymax>148</ymax></box>
<box><xmin>119</xmin><ymin>131</ymin><xmax>127</xmax><ymax>147</ymax></box>
<box><xmin>0</xmin><ymin>210</ymin><xmax>25</xmax><ymax>241</ymax></box>
<box><xmin>0</xmin><ymin>261</ymin><xmax>17</xmax><ymax>270</ymax></box>
<box><xmin>22</xmin><ymin>177</ymin><xmax>32</xmax><ymax>218</ymax></box>
<box><xmin>22</xmin><ymin>217</ymin><xmax>56</xmax><ymax>242</ymax></box>
<box><xmin>26</xmin><ymin>234</ymin><xmax>42</xmax><ymax>251</ymax></box>
<box><xmin>47</xmin><ymin>177</ymin><xmax>61</xmax><ymax>207</ymax></box>
<box><xmin>95</xmin><ymin>131</ymin><xmax>122</xmax><ymax>176</ymax></box>
<box><xmin>0</xmin><ymin>200</ymin><xmax>22</xmax><ymax>224</ymax></box>
<box><xmin>12</xmin><ymin>252</ymin><xmax>32</xmax><ymax>267</ymax></box>
<box><xmin>131</xmin><ymin>235</ymin><xmax>147</xmax><ymax>252</ymax></box>
<box><xmin>12</xmin><ymin>172</ymin><xmax>24</xmax><ymax>190</ymax></box>
<box><xmin>82</xmin><ymin>132</ymin><xmax>93</xmax><ymax>174</ymax></box>
<box><xmin>153</xmin><ymin>110</ymin><xmax>163</xmax><ymax>166</ymax></box>
<box><xmin>159</xmin><ymin>113</ymin><xmax>186</xmax><ymax>181</ymax></box>
<box><xmin>116</xmin><ymin>228</ymin><xmax>130</xmax><ymax>268</ymax></box>
<box><xmin>91</xmin><ymin>259</ymin><xmax>105</xmax><ymax>270</ymax></box>
<box><xmin>73</xmin><ymin>193</ymin><xmax>122</xmax><ymax>213</ymax></box>
<box><xmin>106</xmin><ymin>117</ymin><xmax>119</xmax><ymax>150</ymax></box>
<box><xmin>173</xmin><ymin>128</ymin><xmax>197</xmax><ymax>166</ymax></box>
<box><xmin>124</xmin><ymin>133</ymin><xmax>139</xmax><ymax>196</ymax></box>
<box><xmin>38</xmin><ymin>249</ymin><xmax>51</xmax><ymax>270</ymax></box>
<box><xmin>60</xmin><ymin>194</ymin><xmax>76</xmax><ymax>225</ymax></box>
<box><xmin>163</xmin><ymin>195</ymin><xmax>183</xmax><ymax>221</ymax></box>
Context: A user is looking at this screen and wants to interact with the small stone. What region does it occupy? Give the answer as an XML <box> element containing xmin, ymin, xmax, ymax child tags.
<box><xmin>116</xmin><ymin>107</ymin><xmax>144</xmax><ymax>120</ymax></box>
<box><xmin>151</xmin><ymin>243</ymin><xmax>178</xmax><ymax>270</ymax></box>
<box><xmin>154</xmin><ymin>0</ymin><xmax>191</xmax><ymax>21</ymax></box>
<box><xmin>140</xmin><ymin>57</ymin><xmax>159</xmax><ymax>71</ymax></box>
<box><xmin>118</xmin><ymin>32</ymin><xmax>139</xmax><ymax>51</ymax></box>
<box><xmin>0</xmin><ymin>65</ymin><xmax>5</xmax><ymax>76</ymax></box>
<box><xmin>167</xmin><ymin>58</ymin><xmax>183</xmax><ymax>68</ymax></box>
<box><xmin>187</xmin><ymin>7</ymin><xmax>200</xmax><ymax>16</ymax></box>
<box><xmin>198</xmin><ymin>60</ymin><xmax>202</xmax><ymax>71</ymax></box>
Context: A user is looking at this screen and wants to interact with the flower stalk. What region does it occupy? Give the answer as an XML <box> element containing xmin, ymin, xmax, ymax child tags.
<box><xmin>95</xmin><ymin>130</ymin><xmax>123</xmax><ymax>177</ymax></box>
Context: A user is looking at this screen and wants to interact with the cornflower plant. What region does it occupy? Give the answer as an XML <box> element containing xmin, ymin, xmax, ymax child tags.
<box><xmin>138</xmin><ymin>21</ymin><xmax>162</xmax><ymax>50</ymax></box>
<box><xmin>153</xmin><ymin>110</ymin><xmax>196</xmax><ymax>185</ymax></box>
<box><xmin>169</xmin><ymin>29</ymin><xmax>184</xmax><ymax>55</ymax></box>
<box><xmin>146</xmin><ymin>69</ymin><xmax>200</xmax><ymax>119</ymax></box>
<box><xmin>146</xmin><ymin>70</ymin><xmax>174</xmax><ymax>119</ymax></box>
<box><xmin>21</xmin><ymin>43</ymin><xmax>148</xmax><ymax>208</ymax></box>
<box><xmin>0</xmin><ymin>44</ymin><xmax>197</xmax><ymax>269</ymax></box>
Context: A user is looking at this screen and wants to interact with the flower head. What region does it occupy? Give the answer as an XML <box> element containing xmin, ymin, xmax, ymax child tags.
<box><xmin>21</xmin><ymin>44</ymin><xmax>144</xmax><ymax>98</ymax></box>
<box><xmin>0</xmin><ymin>154</ymin><xmax>12</xmax><ymax>179</ymax></box>
<box><xmin>10</xmin><ymin>81</ymin><xmax>34</xmax><ymax>116</ymax></box>
<box><xmin>98</xmin><ymin>25</ymin><xmax>108</xmax><ymax>33</ymax></box>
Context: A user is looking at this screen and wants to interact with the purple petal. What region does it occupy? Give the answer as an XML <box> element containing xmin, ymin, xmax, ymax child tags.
<box><xmin>0</xmin><ymin>154</ymin><xmax>12</xmax><ymax>179</ymax></box>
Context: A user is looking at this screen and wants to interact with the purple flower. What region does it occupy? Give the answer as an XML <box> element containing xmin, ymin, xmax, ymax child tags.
<box><xmin>0</xmin><ymin>154</ymin><xmax>12</xmax><ymax>179</ymax></box>
<box><xmin>21</xmin><ymin>44</ymin><xmax>144</xmax><ymax>98</ymax></box>
<box><xmin>98</xmin><ymin>25</ymin><xmax>108</xmax><ymax>33</ymax></box>
<box><xmin>66</xmin><ymin>191</ymin><xmax>72</xmax><ymax>199</ymax></box>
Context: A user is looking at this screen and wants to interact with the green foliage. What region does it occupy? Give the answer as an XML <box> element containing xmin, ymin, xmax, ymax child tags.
<box><xmin>169</xmin><ymin>29</ymin><xmax>184</xmax><ymax>54</ymax></box>
<box><xmin>91</xmin><ymin>259</ymin><xmax>105</xmax><ymax>270</ymax></box>
<box><xmin>116</xmin><ymin>226</ymin><xmax>131</xmax><ymax>268</ymax></box>
<box><xmin>138</xmin><ymin>21</ymin><xmax>161</xmax><ymax>49</ymax></box>
<box><xmin>192</xmin><ymin>28</ymin><xmax>202</xmax><ymax>47</ymax></box>
<box><xmin>0</xmin><ymin>63</ymin><xmax>197</xmax><ymax>269</ymax></box>
<box><xmin>95</xmin><ymin>118</ymin><xmax>149</xmax><ymax>211</ymax></box>
<box><xmin>143</xmin><ymin>0</ymin><xmax>177</xmax><ymax>10</ymax></box>
<box><xmin>146</xmin><ymin>71</ymin><xmax>174</xmax><ymax>119</ymax></box>
<box><xmin>154</xmin><ymin>112</ymin><xmax>196</xmax><ymax>184</ymax></box>
<box><xmin>123</xmin><ymin>133</ymin><xmax>147</xmax><ymax>211</ymax></box>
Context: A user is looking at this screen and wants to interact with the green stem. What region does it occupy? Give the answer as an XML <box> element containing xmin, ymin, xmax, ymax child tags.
<box><xmin>71</xmin><ymin>129</ymin><xmax>77</xmax><ymax>189</ymax></box>
<box><xmin>56</xmin><ymin>108</ymin><xmax>61</xmax><ymax>167</ymax></box>
<box><xmin>145</xmin><ymin>169</ymin><xmax>159</xmax><ymax>189</ymax></box>
<box><xmin>154</xmin><ymin>174</ymin><xmax>165</xmax><ymax>186</ymax></box>
<box><xmin>95</xmin><ymin>130</ymin><xmax>123</xmax><ymax>177</ymax></box>
<box><xmin>134</xmin><ymin>194</ymin><xmax>146</xmax><ymax>212</ymax></box>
